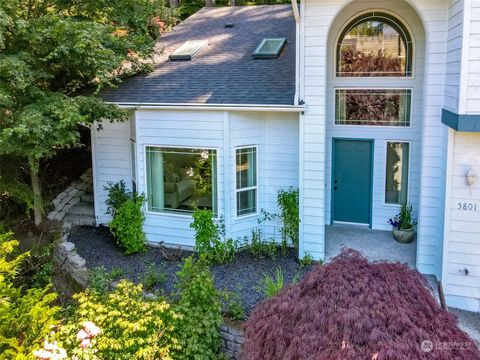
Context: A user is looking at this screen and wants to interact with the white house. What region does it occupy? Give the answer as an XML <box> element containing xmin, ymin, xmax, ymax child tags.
<box><xmin>92</xmin><ymin>1</ymin><xmax>480</xmax><ymax>313</ymax></box>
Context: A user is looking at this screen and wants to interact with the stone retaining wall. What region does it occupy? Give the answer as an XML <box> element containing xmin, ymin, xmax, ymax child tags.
<box><xmin>47</xmin><ymin>168</ymin><xmax>92</xmax><ymax>226</ymax></box>
<box><xmin>221</xmin><ymin>319</ymin><xmax>245</xmax><ymax>360</ymax></box>
<box><xmin>51</xmin><ymin>169</ymin><xmax>92</xmax><ymax>286</ymax></box>
<box><xmin>54</xmin><ymin>237</ymin><xmax>89</xmax><ymax>287</ymax></box>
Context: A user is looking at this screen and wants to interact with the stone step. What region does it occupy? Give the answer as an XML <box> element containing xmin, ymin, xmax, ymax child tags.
<box><xmin>80</xmin><ymin>194</ymin><xmax>94</xmax><ymax>203</ymax></box>
<box><xmin>64</xmin><ymin>215</ymin><xmax>96</xmax><ymax>227</ymax></box>
<box><xmin>68</xmin><ymin>202</ymin><xmax>95</xmax><ymax>217</ymax></box>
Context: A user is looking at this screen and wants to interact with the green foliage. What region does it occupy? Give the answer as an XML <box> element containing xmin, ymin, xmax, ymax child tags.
<box><xmin>0</xmin><ymin>232</ymin><xmax>59</xmax><ymax>359</ymax></box>
<box><xmin>277</xmin><ymin>187</ymin><xmax>300</xmax><ymax>252</ymax></box>
<box><xmin>243</xmin><ymin>228</ymin><xmax>278</xmax><ymax>259</ymax></box>
<box><xmin>190</xmin><ymin>209</ymin><xmax>237</xmax><ymax>264</ymax></box>
<box><xmin>260</xmin><ymin>267</ymin><xmax>284</xmax><ymax>298</ymax></box>
<box><xmin>172</xmin><ymin>256</ymin><xmax>223</xmax><ymax>360</ymax></box>
<box><xmin>0</xmin><ymin>155</ymin><xmax>34</xmax><ymax>217</ymax></box>
<box><xmin>109</xmin><ymin>196</ymin><xmax>147</xmax><ymax>255</ymax></box>
<box><xmin>299</xmin><ymin>252</ymin><xmax>314</xmax><ymax>267</ymax></box>
<box><xmin>106</xmin><ymin>181</ymin><xmax>147</xmax><ymax>255</ymax></box>
<box><xmin>222</xmin><ymin>291</ymin><xmax>245</xmax><ymax>321</ymax></box>
<box><xmin>104</xmin><ymin>180</ymin><xmax>131</xmax><ymax>217</ymax></box>
<box><xmin>0</xmin><ymin>0</ymin><xmax>177</xmax><ymax>223</ymax></box>
<box><xmin>399</xmin><ymin>203</ymin><xmax>417</xmax><ymax>230</ymax></box>
<box><xmin>60</xmin><ymin>280</ymin><xmax>179</xmax><ymax>360</ymax></box>
<box><xmin>142</xmin><ymin>262</ymin><xmax>167</xmax><ymax>292</ymax></box>
<box><xmin>88</xmin><ymin>266</ymin><xmax>124</xmax><ymax>293</ymax></box>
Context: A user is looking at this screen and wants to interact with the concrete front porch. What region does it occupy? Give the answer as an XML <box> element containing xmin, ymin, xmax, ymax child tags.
<box><xmin>325</xmin><ymin>225</ymin><xmax>417</xmax><ymax>268</ymax></box>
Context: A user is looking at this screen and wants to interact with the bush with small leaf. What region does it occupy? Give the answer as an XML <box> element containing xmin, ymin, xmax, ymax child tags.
<box><xmin>109</xmin><ymin>196</ymin><xmax>147</xmax><ymax>254</ymax></box>
<box><xmin>190</xmin><ymin>209</ymin><xmax>237</xmax><ymax>264</ymax></box>
<box><xmin>59</xmin><ymin>280</ymin><xmax>179</xmax><ymax>360</ymax></box>
<box><xmin>172</xmin><ymin>256</ymin><xmax>223</xmax><ymax>359</ymax></box>
<box><xmin>105</xmin><ymin>181</ymin><xmax>147</xmax><ymax>255</ymax></box>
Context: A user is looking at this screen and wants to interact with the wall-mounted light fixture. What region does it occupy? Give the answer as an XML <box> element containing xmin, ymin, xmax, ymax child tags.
<box><xmin>466</xmin><ymin>168</ymin><xmax>476</xmax><ymax>186</ymax></box>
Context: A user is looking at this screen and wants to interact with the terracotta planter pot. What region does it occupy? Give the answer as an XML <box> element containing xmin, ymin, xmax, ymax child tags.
<box><xmin>392</xmin><ymin>228</ymin><xmax>415</xmax><ymax>243</ymax></box>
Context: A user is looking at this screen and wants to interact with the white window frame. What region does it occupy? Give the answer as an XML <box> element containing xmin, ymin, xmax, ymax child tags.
<box><xmin>143</xmin><ymin>144</ymin><xmax>220</xmax><ymax>219</ymax></box>
<box><xmin>332</xmin><ymin>87</ymin><xmax>414</xmax><ymax>129</ymax></box>
<box><xmin>234</xmin><ymin>145</ymin><xmax>259</xmax><ymax>219</ymax></box>
<box><xmin>333</xmin><ymin>9</ymin><xmax>416</xmax><ymax>80</ymax></box>
<box><xmin>384</xmin><ymin>140</ymin><xmax>411</xmax><ymax>207</ymax></box>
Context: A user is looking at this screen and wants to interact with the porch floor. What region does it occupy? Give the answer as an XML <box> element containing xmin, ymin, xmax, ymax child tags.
<box><xmin>325</xmin><ymin>225</ymin><xmax>417</xmax><ymax>268</ymax></box>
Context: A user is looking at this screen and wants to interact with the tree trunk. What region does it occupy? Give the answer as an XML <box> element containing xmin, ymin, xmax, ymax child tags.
<box><xmin>205</xmin><ymin>0</ymin><xmax>215</xmax><ymax>6</ymax></box>
<box><xmin>30</xmin><ymin>167</ymin><xmax>43</xmax><ymax>226</ymax></box>
<box><xmin>169</xmin><ymin>0</ymin><xmax>178</xmax><ymax>8</ymax></box>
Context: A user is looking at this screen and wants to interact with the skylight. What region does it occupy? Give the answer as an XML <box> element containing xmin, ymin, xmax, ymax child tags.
<box><xmin>169</xmin><ymin>40</ymin><xmax>208</xmax><ymax>61</ymax></box>
<box><xmin>252</xmin><ymin>38</ymin><xmax>287</xmax><ymax>59</ymax></box>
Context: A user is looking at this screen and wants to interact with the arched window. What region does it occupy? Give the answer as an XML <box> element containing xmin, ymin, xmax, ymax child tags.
<box><xmin>336</xmin><ymin>12</ymin><xmax>413</xmax><ymax>77</ymax></box>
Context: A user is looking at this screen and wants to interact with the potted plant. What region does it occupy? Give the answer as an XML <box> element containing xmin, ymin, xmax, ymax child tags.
<box><xmin>388</xmin><ymin>204</ymin><xmax>417</xmax><ymax>243</ymax></box>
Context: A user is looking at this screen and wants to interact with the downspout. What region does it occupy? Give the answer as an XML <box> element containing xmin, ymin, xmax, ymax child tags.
<box><xmin>291</xmin><ymin>0</ymin><xmax>300</xmax><ymax>106</ymax></box>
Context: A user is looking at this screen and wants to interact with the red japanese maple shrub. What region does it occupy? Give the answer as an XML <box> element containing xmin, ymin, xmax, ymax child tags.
<box><xmin>244</xmin><ymin>249</ymin><xmax>480</xmax><ymax>360</ymax></box>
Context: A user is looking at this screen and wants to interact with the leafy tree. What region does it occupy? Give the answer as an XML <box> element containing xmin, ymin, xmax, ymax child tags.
<box><xmin>0</xmin><ymin>0</ymin><xmax>176</xmax><ymax>225</ymax></box>
<box><xmin>0</xmin><ymin>232</ymin><xmax>59</xmax><ymax>358</ymax></box>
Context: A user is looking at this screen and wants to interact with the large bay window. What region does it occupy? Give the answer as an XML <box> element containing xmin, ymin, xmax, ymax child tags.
<box><xmin>236</xmin><ymin>147</ymin><xmax>257</xmax><ymax>216</ymax></box>
<box><xmin>385</xmin><ymin>142</ymin><xmax>409</xmax><ymax>204</ymax></box>
<box><xmin>146</xmin><ymin>147</ymin><xmax>217</xmax><ymax>214</ymax></box>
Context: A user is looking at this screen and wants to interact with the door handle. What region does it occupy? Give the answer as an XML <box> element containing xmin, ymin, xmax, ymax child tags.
<box><xmin>334</xmin><ymin>180</ymin><xmax>338</xmax><ymax>184</ymax></box>
<box><xmin>334</xmin><ymin>186</ymin><xmax>338</xmax><ymax>190</ymax></box>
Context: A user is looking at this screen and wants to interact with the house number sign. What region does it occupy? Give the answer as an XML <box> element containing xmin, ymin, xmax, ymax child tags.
<box><xmin>457</xmin><ymin>202</ymin><xmax>478</xmax><ymax>211</ymax></box>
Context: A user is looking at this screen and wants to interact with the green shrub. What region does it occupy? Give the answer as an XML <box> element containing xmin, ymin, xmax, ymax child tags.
<box><xmin>222</xmin><ymin>291</ymin><xmax>246</xmax><ymax>321</ymax></box>
<box><xmin>60</xmin><ymin>280</ymin><xmax>179</xmax><ymax>360</ymax></box>
<box><xmin>190</xmin><ymin>209</ymin><xmax>237</xmax><ymax>264</ymax></box>
<box><xmin>142</xmin><ymin>262</ymin><xmax>167</xmax><ymax>292</ymax></box>
<box><xmin>0</xmin><ymin>232</ymin><xmax>59</xmax><ymax>359</ymax></box>
<box><xmin>260</xmin><ymin>267</ymin><xmax>284</xmax><ymax>298</ymax></box>
<box><xmin>109</xmin><ymin>195</ymin><xmax>147</xmax><ymax>255</ymax></box>
<box><xmin>104</xmin><ymin>180</ymin><xmax>130</xmax><ymax>217</ymax></box>
<box><xmin>277</xmin><ymin>187</ymin><xmax>300</xmax><ymax>252</ymax></box>
<box><xmin>172</xmin><ymin>256</ymin><xmax>223</xmax><ymax>360</ymax></box>
<box><xmin>88</xmin><ymin>266</ymin><xmax>124</xmax><ymax>293</ymax></box>
<box><xmin>243</xmin><ymin>229</ymin><xmax>278</xmax><ymax>259</ymax></box>
<box><xmin>299</xmin><ymin>252</ymin><xmax>314</xmax><ymax>267</ymax></box>
<box><xmin>105</xmin><ymin>181</ymin><xmax>147</xmax><ymax>255</ymax></box>
<box><xmin>17</xmin><ymin>242</ymin><xmax>54</xmax><ymax>289</ymax></box>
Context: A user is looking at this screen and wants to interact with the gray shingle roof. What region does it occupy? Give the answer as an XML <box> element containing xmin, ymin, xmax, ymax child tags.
<box><xmin>101</xmin><ymin>5</ymin><xmax>296</xmax><ymax>106</ymax></box>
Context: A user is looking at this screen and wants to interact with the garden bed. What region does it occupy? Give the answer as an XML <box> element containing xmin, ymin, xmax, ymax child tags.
<box><xmin>70</xmin><ymin>226</ymin><xmax>312</xmax><ymax>315</ymax></box>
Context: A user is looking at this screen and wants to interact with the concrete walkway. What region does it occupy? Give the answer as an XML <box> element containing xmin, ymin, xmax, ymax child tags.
<box><xmin>450</xmin><ymin>308</ymin><xmax>480</xmax><ymax>347</ymax></box>
<box><xmin>325</xmin><ymin>225</ymin><xmax>417</xmax><ymax>268</ymax></box>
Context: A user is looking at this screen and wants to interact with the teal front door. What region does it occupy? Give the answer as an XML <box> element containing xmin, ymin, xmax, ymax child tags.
<box><xmin>333</xmin><ymin>139</ymin><xmax>373</xmax><ymax>225</ymax></box>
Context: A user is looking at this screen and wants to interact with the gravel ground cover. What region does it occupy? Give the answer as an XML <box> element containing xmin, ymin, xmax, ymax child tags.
<box><xmin>70</xmin><ymin>226</ymin><xmax>313</xmax><ymax>315</ymax></box>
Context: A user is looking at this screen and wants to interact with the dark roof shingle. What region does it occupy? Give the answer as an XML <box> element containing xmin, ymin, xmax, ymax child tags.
<box><xmin>101</xmin><ymin>5</ymin><xmax>296</xmax><ymax>106</ymax></box>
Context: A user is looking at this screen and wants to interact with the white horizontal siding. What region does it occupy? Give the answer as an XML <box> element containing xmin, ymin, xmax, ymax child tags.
<box><xmin>466</xmin><ymin>0</ymin><xmax>480</xmax><ymax>113</ymax></box>
<box><xmin>445</xmin><ymin>0</ymin><xmax>465</xmax><ymax>112</ymax></box>
<box><xmin>135</xmin><ymin>110</ymin><xmax>224</xmax><ymax>247</ymax></box>
<box><xmin>300</xmin><ymin>0</ymin><xmax>450</xmax><ymax>274</ymax></box>
<box><xmin>227</xmin><ymin>112</ymin><xmax>299</xmax><ymax>243</ymax></box>
<box><xmin>87</xmin><ymin>109</ymin><xmax>300</xmax><ymax>248</ymax></box>
<box><xmin>443</xmin><ymin>132</ymin><xmax>480</xmax><ymax>312</ymax></box>
<box><xmin>92</xmin><ymin>119</ymin><xmax>133</xmax><ymax>225</ymax></box>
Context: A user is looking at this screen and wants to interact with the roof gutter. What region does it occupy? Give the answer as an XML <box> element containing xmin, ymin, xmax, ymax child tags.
<box><xmin>291</xmin><ymin>0</ymin><xmax>300</xmax><ymax>106</ymax></box>
<box><xmin>110</xmin><ymin>102</ymin><xmax>305</xmax><ymax>113</ymax></box>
